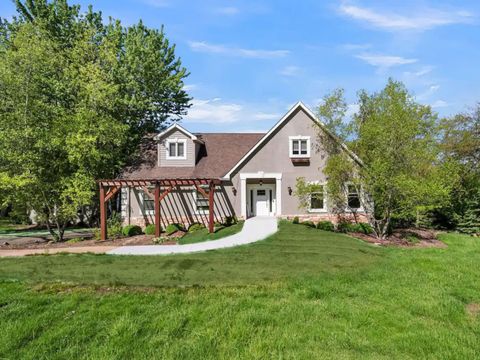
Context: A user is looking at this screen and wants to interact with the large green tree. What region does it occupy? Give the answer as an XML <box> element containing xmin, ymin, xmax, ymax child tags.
<box><xmin>0</xmin><ymin>0</ymin><xmax>190</xmax><ymax>240</ymax></box>
<box><xmin>440</xmin><ymin>107</ymin><xmax>480</xmax><ymax>234</ymax></box>
<box><xmin>312</xmin><ymin>80</ymin><xmax>455</xmax><ymax>239</ymax></box>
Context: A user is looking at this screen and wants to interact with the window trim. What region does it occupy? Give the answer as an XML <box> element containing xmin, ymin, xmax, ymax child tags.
<box><xmin>141</xmin><ymin>188</ymin><xmax>155</xmax><ymax>215</ymax></box>
<box><xmin>165</xmin><ymin>138</ymin><xmax>187</xmax><ymax>160</ymax></box>
<box><xmin>345</xmin><ymin>183</ymin><xmax>364</xmax><ymax>212</ymax></box>
<box><xmin>289</xmin><ymin>136</ymin><xmax>311</xmax><ymax>158</ymax></box>
<box><xmin>193</xmin><ymin>185</ymin><xmax>210</xmax><ymax>215</ymax></box>
<box><xmin>308</xmin><ymin>181</ymin><xmax>327</xmax><ymax>213</ymax></box>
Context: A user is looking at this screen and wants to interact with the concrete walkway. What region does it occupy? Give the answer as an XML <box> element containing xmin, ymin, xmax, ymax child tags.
<box><xmin>108</xmin><ymin>216</ymin><xmax>278</xmax><ymax>256</ymax></box>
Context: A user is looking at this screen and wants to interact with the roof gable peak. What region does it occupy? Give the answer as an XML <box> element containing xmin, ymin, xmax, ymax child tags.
<box><xmin>154</xmin><ymin>123</ymin><xmax>200</xmax><ymax>142</ymax></box>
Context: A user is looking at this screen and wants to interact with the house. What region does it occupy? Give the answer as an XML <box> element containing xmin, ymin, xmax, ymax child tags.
<box><xmin>112</xmin><ymin>101</ymin><xmax>364</xmax><ymax>232</ymax></box>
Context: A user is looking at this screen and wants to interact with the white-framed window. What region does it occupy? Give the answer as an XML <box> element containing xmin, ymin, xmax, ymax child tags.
<box><xmin>308</xmin><ymin>183</ymin><xmax>327</xmax><ymax>212</ymax></box>
<box><xmin>193</xmin><ymin>185</ymin><xmax>210</xmax><ymax>214</ymax></box>
<box><xmin>165</xmin><ymin>138</ymin><xmax>187</xmax><ymax>160</ymax></box>
<box><xmin>142</xmin><ymin>188</ymin><xmax>155</xmax><ymax>215</ymax></box>
<box><xmin>289</xmin><ymin>136</ymin><xmax>310</xmax><ymax>157</ymax></box>
<box><xmin>346</xmin><ymin>184</ymin><xmax>361</xmax><ymax>210</ymax></box>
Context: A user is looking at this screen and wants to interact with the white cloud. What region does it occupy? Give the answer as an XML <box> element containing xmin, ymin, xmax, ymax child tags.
<box><xmin>280</xmin><ymin>65</ymin><xmax>301</xmax><ymax>77</ymax></box>
<box><xmin>356</xmin><ymin>53</ymin><xmax>417</xmax><ymax>68</ymax></box>
<box><xmin>417</xmin><ymin>84</ymin><xmax>440</xmax><ymax>100</ymax></box>
<box><xmin>253</xmin><ymin>112</ymin><xmax>281</xmax><ymax>120</ymax></box>
<box><xmin>431</xmin><ymin>100</ymin><xmax>449</xmax><ymax>108</ymax></box>
<box><xmin>216</xmin><ymin>6</ymin><xmax>240</xmax><ymax>15</ymax></box>
<box><xmin>184</xmin><ymin>99</ymin><xmax>243</xmax><ymax>124</ymax></box>
<box><xmin>340</xmin><ymin>43</ymin><xmax>372</xmax><ymax>51</ymax></box>
<box><xmin>142</xmin><ymin>0</ymin><xmax>169</xmax><ymax>7</ymax></box>
<box><xmin>339</xmin><ymin>3</ymin><xmax>474</xmax><ymax>31</ymax></box>
<box><xmin>188</xmin><ymin>41</ymin><xmax>289</xmax><ymax>59</ymax></box>
<box><xmin>183</xmin><ymin>99</ymin><xmax>284</xmax><ymax>125</ymax></box>
<box><xmin>183</xmin><ymin>84</ymin><xmax>198</xmax><ymax>91</ymax></box>
<box><xmin>403</xmin><ymin>66</ymin><xmax>434</xmax><ymax>78</ymax></box>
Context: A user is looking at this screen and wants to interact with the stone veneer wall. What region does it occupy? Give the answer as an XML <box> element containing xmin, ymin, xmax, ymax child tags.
<box><xmin>280</xmin><ymin>213</ymin><xmax>368</xmax><ymax>224</ymax></box>
<box><xmin>126</xmin><ymin>215</ymin><xmax>236</xmax><ymax>230</ymax></box>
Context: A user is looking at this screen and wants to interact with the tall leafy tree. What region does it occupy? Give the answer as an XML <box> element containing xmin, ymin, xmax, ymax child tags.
<box><xmin>440</xmin><ymin>107</ymin><xmax>480</xmax><ymax>233</ymax></box>
<box><xmin>312</xmin><ymin>80</ymin><xmax>455</xmax><ymax>239</ymax></box>
<box><xmin>0</xmin><ymin>0</ymin><xmax>190</xmax><ymax>240</ymax></box>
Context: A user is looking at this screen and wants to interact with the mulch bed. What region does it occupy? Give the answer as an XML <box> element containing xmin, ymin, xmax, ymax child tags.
<box><xmin>0</xmin><ymin>232</ymin><xmax>185</xmax><ymax>250</ymax></box>
<box><xmin>350</xmin><ymin>228</ymin><xmax>447</xmax><ymax>248</ymax></box>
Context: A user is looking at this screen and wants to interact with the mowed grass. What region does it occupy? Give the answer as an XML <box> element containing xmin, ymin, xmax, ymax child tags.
<box><xmin>178</xmin><ymin>221</ymin><xmax>244</xmax><ymax>244</ymax></box>
<box><xmin>0</xmin><ymin>222</ymin><xmax>479</xmax><ymax>359</ymax></box>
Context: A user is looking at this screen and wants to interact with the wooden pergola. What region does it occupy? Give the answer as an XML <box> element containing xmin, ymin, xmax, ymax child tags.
<box><xmin>97</xmin><ymin>178</ymin><xmax>221</xmax><ymax>241</ymax></box>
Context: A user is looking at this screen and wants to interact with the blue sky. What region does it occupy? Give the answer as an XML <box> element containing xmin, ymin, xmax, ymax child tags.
<box><xmin>1</xmin><ymin>0</ymin><xmax>479</xmax><ymax>132</ymax></box>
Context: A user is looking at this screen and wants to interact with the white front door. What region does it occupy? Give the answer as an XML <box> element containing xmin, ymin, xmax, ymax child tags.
<box><xmin>255</xmin><ymin>189</ymin><xmax>269</xmax><ymax>216</ymax></box>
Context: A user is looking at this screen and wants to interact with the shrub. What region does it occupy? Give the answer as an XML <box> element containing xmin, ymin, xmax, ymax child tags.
<box><xmin>359</xmin><ymin>223</ymin><xmax>374</xmax><ymax>234</ymax></box>
<box><xmin>292</xmin><ymin>216</ymin><xmax>300</xmax><ymax>224</ymax></box>
<box><xmin>9</xmin><ymin>206</ymin><xmax>31</xmax><ymax>225</ymax></box>
<box><xmin>107</xmin><ymin>212</ymin><xmax>123</xmax><ymax>238</ymax></box>
<box><xmin>336</xmin><ymin>221</ymin><xmax>350</xmax><ymax>233</ymax></box>
<box><xmin>188</xmin><ymin>223</ymin><xmax>205</xmax><ymax>233</ymax></box>
<box><xmin>165</xmin><ymin>223</ymin><xmax>180</xmax><ymax>235</ymax></box>
<box><xmin>122</xmin><ymin>225</ymin><xmax>143</xmax><ymax>237</ymax></box>
<box><xmin>405</xmin><ymin>234</ymin><xmax>420</xmax><ymax>244</ymax></box>
<box><xmin>301</xmin><ymin>220</ymin><xmax>316</xmax><ymax>228</ymax></box>
<box><xmin>223</xmin><ymin>216</ymin><xmax>237</xmax><ymax>227</ymax></box>
<box><xmin>316</xmin><ymin>220</ymin><xmax>335</xmax><ymax>232</ymax></box>
<box><xmin>144</xmin><ymin>224</ymin><xmax>156</xmax><ymax>235</ymax></box>
<box><xmin>152</xmin><ymin>236</ymin><xmax>168</xmax><ymax>244</ymax></box>
<box><xmin>336</xmin><ymin>222</ymin><xmax>374</xmax><ymax>234</ymax></box>
<box><xmin>347</xmin><ymin>223</ymin><xmax>364</xmax><ymax>233</ymax></box>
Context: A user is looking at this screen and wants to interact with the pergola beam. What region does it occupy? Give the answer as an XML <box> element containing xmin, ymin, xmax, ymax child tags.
<box><xmin>98</xmin><ymin>178</ymin><xmax>220</xmax><ymax>240</ymax></box>
<box><xmin>208</xmin><ymin>181</ymin><xmax>215</xmax><ymax>233</ymax></box>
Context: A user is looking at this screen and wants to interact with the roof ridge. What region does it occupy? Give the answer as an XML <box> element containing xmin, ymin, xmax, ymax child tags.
<box><xmin>195</xmin><ymin>132</ymin><xmax>266</xmax><ymax>135</ymax></box>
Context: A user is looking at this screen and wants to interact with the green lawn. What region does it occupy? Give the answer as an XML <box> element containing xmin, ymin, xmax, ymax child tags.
<box><xmin>0</xmin><ymin>218</ymin><xmax>30</xmax><ymax>233</ymax></box>
<box><xmin>0</xmin><ymin>222</ymin><xmax>479</xmax><ymax>359</ymax></box>
<box><xmin>178</xmin><ymin>221</ymin><xmax>244</xmax><ymax>244</ymax></box>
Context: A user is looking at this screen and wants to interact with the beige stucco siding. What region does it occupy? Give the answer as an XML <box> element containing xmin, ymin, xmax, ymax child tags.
<box><xmin>158</xmin><ymin>129</ymin><xmax>195</xmax><ymax>167</ymax></box>
<box><xmin>122</xmin><ymin>107</ymin><xmax>344</xmax><ymax>227</ymax></box>
<box><xmin>230</xmin><ymin>107</ymin><xmax>328</xmax><ymax>215</ymax></box>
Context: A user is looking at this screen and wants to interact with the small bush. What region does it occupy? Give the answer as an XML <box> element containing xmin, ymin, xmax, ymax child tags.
<box><xmin>336</xmin><ymin>221</ymin><xmax>350</xmax><ymax>233</ymax></box>
<box><xmin>347</xmin><ymin>223</ymin><xmax>365</xmax><ymax>233</ymax></box>
<box><xmin>292</xmin><ymin>216</ymin><xmax>300</xmax><ymax>224</ymax></box>
<box><xmin>9</xmin><ymin>206</ymin><xmax>31</xmax><ymax>225</ymax></box>
<box><xmin>165</xmin><ymin>223</ymin><xmax>180</xmax><ymax>235</ymax></box>
<box><xmin>301</xmin><ymin>220</ymin><xmax>316</xmax><ymax>228</ymax></box>
<box><xmin>152</xmin><ymin>236</ymin><xmax>168</xmax><ymax>244</ymax></box>
<box><xmin>359</xmin><ymin>223</ymin><xmax>374</xmax><ymax>234</ymax></box>
<box><xmin>405</xmin><ymin>234</ymin><xmax>420</xmax><ymax>244</ymax></box>
<box><xmin>223</xmin><ymin>216</ymin><xmax>237</xmax><ymax>227</ymax></box>
<box><xmin>107</xmin><ymin>212</ymin><xmax>123</xmax><ymax>238</ymax></box>
<box><xmin>336</xmin><ymin>222</ymin><xmax>374</xmax><ymax>234</ymax></box>
<box><xmin>122</xmin><ymin>225</ymin><xmax>143</xmax><ymax>237</ymax></box>
<box><xmin>316</xmin><ymin>221</ymin><xmax>335</xmax><ymax>231</ymax></box>
<box><xmin>188</xmin><ymin>223</ymin><xmax>205</xmax><ymax>233</ymax></box>
<box><xmin>144</xmin><ymin>224</ymin><xmax>156</xmax><ymax>235</ymax></box>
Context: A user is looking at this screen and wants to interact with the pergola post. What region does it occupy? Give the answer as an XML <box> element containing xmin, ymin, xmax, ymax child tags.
<box><xmin>208</xmin><ymin>181</ymin><xmax>215</xmax><ymax>233</ymax></box>
<box><xmin>154</xmin><ymin>182</ymin><xmax>161</xmax><ymax>237</ymax></box>
<box><xmin>99</xmin><ymin>185</ymin><xmax>107</xmax><ymax>241</ymax></box>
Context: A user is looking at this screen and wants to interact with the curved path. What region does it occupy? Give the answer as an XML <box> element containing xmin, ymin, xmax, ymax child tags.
<box><xmin>108</xmin><ymin>216</ymin><xmax>278</xmax><ymax>256</ymax></box>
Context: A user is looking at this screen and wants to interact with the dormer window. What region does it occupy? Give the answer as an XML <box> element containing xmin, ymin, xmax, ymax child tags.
<box><xmin>166</xmin><ymin>138</ymin><xmax>187</xmax><ymax>160</ymax></box>
<box><xmin>289</xmin><ymin>136</ymin><xmax>310</xmax><ymax>158</ymax></box>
